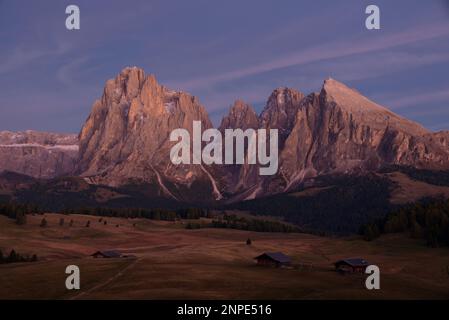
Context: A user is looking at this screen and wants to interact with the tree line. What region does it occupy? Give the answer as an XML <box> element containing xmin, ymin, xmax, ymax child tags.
<box><xmin>0</xmin><ymin>202</ymin><xmax>43</xmax><ymax>219</ymax></box>
<box><xmin>0</xmin><ymin>201</ymin><xmax>211</xmax><ymax>223</ymax></box>
<box><xmin>360</xmin><ymin>198</ymin><xmax>449</xmax><ymax>247</ymax></box>
<box><xmin>0</xmin><ymin>249</ymin><xmax>38</xmax><ymax>264</ymax></box>
<box><xmin>228</xmin><ymin>174</ymin><xmax>392</xmax><ymax>235</ymax></box>
<box><xmin>61</xmin><ymin>207</ymin><xmax>211</xmax><ymax>221</ymax></box>
<box><xmin>186</xmin><ymin>213</ymin><xmax>301</xmax><ymax>233</ymax></box>
<box><xmin>0</xmin><ymin>202</ymin><xmax>45</xmax><ymax>225</ymax></box>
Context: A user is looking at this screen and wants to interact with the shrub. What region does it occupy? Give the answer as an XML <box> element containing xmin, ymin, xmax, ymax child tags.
<box><xmin>40</xmin><ymin>218</ymin><xmax>47</xmax><ymax>228</ymax></box>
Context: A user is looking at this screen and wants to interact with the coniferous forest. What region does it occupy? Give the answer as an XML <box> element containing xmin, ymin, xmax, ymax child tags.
<box><xmin>360</xmin><ymin>198</ymin><xmax>449</xmax><ymax>247</ymax></box>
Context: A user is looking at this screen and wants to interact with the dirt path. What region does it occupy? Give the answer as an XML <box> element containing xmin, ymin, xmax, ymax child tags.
<box><xmin>70</xmin><ymin>258</ymin><xmax>141</xmax><ymax>300</ymax></box>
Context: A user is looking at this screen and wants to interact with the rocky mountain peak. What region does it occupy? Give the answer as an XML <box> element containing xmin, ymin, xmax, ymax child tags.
<box><xmin>260</xmin><ymin>87</ymin><xmax>304</xmax><ymax>123</ymax></box>
<box><xmin>103</xmin><ymin>66</ymin><xmax>146</xmax><ymax>103</ymax></box>
<box><xmin>259</xmin><ymin>87</ymin><xmax>304</xmax><ymax>144</ymax></box>
<box><xmin>263</xmin><ymin>87</ymin><xmax>303</xmax><ymax>109</ymax></box>
<box><xmin>219</xmin><ymin>100</ymin><xmax>258</xmax><ymax>131</ymax></box>
<box><xmin>322</xmin><ymin>78</ymin><xmax>389</xmax><ymax>112</ymax></box>
<box><xmin>232</xmin><ymin>99</ymin><xmax>250</xmax><ymax>110</ymax></box>
<box><xmin>77</xmin><ymin>67</ymin><xmax>217</xmax><ymax>201</ymax></box>
<box><xmin>3</xmin><ymin>67</ymin><xmax>448</xmax><ymax>203</ymax></box>
<box><xmin>320</xmin><ymin>78</ymin><xmax>429</xmax><ymax>136</ymax></box>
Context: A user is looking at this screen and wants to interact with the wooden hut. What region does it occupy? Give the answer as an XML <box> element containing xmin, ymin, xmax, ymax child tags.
<box><xmin>334</xmin><ymin>258</ymin><xmax>369</xmax><ymax>273</ymax></box>
<box><xmin>254</xmin><ymin>252</ymin><xmax>291</xmax><ymax>267</ymax></box>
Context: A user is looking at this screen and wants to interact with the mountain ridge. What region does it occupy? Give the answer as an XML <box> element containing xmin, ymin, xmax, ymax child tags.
<box><xmin>1</xmin><ymin>66</ymin><xmax>448</xmax><ymax>203</ymax></box>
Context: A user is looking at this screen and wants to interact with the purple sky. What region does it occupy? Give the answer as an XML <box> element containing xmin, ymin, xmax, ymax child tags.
<box><xmin>1</xmin><ymin>0</ymin><xmax>449</xmax><ymax>133</ymax></box>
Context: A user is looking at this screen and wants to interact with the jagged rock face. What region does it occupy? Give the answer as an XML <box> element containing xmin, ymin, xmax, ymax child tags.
<box><xmin>0</xmin><ymin>130</ymin><xmax>78</xmax><ymax>178</ymax></box>
<box><xmin>6</xmin><ymin>67</ymin><xmax>444</xmax><ymax>203</ymax></box>
<box><xmin>217</xmin><ymin>89</ymin><xmax>305</xmax><ymax>198</ymax></box>
<box><xmin>77</xmin><ymin>71</ymin><xmax>449</xmax><ymax>201</ymax></box>
<box><xmin>77</xmin><ymin>67</ymin><xmax>222</xmax><ymax>201</ymax></box>
<box><xmin>219</xmin><ymin>100</ymin><xmax>259</xmax><ymax>131</ymax></box>
<box><xmin>275</xmin><ymin>79</ymin><xmax>449</xmax><ymax>192</ymax></box>
<box><xmin>216</xmin><ymin>100</ymin><xmax>259</xmax><ymax>195</ymax></box>
<box><xmin>259</xmin><ymin>87</ymin><xmax>304</xmax><ymax>146</ymax></box>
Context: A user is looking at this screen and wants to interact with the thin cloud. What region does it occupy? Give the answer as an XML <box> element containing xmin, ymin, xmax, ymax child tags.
<box><xmin>0</xmin><ymin>43</ymin><xmax>70</xmax><ymax>75</ymax></box>
<box><xmin>388</xmin><ymin>89</ymin><xmax>449</xmax><ymax>109</ymax></box>
<box><xmin>172</xmin><ymin>21</ymin><xmax>449</xmax><ymax>91</ymax></box>
<box><xmin>180</xmin><ymin>51</ymin><xmax>449</xmax><ymax>116</ymax></box>
<box><xmin>56</xmin><ymin>56</ymin><xmax>91</xmax><ymax>87</ymax></box>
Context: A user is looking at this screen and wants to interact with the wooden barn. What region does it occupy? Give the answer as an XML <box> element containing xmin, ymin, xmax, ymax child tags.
<box><xmin>254</xmin><ymin>252</ymin><xmax>291</xmax><ymax>267</ymax></box>
<box><xmin>91</xmin><ymin>250</ymin><xmax>123</xmax><ymax>258</ymax></box>
<box><xmin>334</xmin><ymin>258</ymin><xmax>369</xmax><ymax>273</ymax></box>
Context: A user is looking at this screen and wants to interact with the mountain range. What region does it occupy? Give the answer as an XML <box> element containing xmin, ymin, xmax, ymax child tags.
<box><xmin>1</xmin><ymin>66</ymin><xmax>449</xmax><ymax>207</ymax></box>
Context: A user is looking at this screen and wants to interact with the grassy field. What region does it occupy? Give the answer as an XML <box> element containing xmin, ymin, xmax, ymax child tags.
<box><xmin>0</xmin><ymin>213</ymin><xmax>448</xmax><ymax>299</ymax></box>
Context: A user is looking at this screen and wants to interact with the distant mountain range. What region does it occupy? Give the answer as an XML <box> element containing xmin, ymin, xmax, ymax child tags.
<box><xmin>1</xmin><ymin>67</ymin><xmax>449</xmax><ymax>209</ymax></box>
<box><xmin>0</xmin><ymin>130</ymin><xmax>78</xmax><ymax>178</ymax></box>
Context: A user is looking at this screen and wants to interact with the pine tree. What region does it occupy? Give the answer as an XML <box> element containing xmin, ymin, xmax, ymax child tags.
<box><xmin>86</xmin><ymin>221</ymin><xmax>90</xmax><ymax>228</ymax></box>
<box><xmin>410</xmin><ymin>220</ymin><xmax>423</xmax><ymax>239</ymax></box>
<box><xmin>8</xmin><ymin>249</ymin><xmax>17</xmax><ymax>263</ymax></box>
<box><xmin>362</xmin><ymin>224</ymin><xmax>379</xmax><ymax>241</ymax></box>
<box><xmin>246</xmin><ymin>238</ymin><xmax>252</xmax><ymax>245</ymax></box>
<box><xmin>152</xmin><ymin>211</ymin><xmax>161</xmax><ymax>220</ymax></box>
<box><xmin>16</xmin><ymin>212</ymin><xmax>27</xmax><ymax>225</ymax></box>
<box><xmin>40</xmin><ymin>218</ymin><xmax>47</xmax><ymax>228</ymax></box>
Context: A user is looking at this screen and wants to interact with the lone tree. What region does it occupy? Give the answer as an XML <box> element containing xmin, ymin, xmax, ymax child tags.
<box><xmin>40</xmin><ymin>218</ymin><xmax>47</xmax><ymax>228</ymax></box>
<box><xmin>246</xmin><ymin>238</ymin><xmax>252</xmax><ymax>245</ymax></box>
<box><xmin>8</xmin><ymin>249</ymin><xmax>17</xmax><ymax>263</ymax></box>
<box><xmin>86</xmin><ymin>220</ymin><xmax>90</xmax><ymax>228</ymax></box>
<box><xmin>16</xmin><ymin>212</ymin><xmax>27</xmax><ymax>226</ymax></box>
<box><xmin>362</xmin><ymin>224</ymin><xmax>380</xmax><ymax>241</ymax></box>
<box><xmin>59</xmin><ymin>218</ymin><xmax>65</xmax><ymax>226</ymax></box>
<box><xmin>69</xmin><ymin>220</ymin><xmax>74</xmax><ymax>227</ymax></box>
<box><xmin>103</xmin><ymin>220</ymin><xmax>107</xmax><ymax>225</ymax></box>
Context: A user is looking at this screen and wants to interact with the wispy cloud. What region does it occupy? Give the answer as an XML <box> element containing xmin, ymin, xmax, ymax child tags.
<box><xmin>178</xmin><ymin>51</ymin><xmax>449</xmax><ymax>117</ymax></box>
<box><xmin>172</xmin><ymin>21</ymin><xmax>449</xmax><ymax>91</ymax></box>
<box><xmin>0</xmin><ymin>43</ymin><xmax>70</xmax><ymax>75</ymax></box>
<box><xmin>1</xmin><ymin>1</ymin><xmax>448</xmax><ymax>133</ymax></box>
<box><xmin>318</xmin><ymin>52</ymin><xmax>449</xmax><ymax>83</ymax></box>
<box><xmin>56</xmin><ymin>56</ymin><xmax>91</xmax><ymax>87</ymax></box>
<box><xmin>388</xmin><ymin>89</ymin><xmax>449</xmax><ymax>109</ymax></box>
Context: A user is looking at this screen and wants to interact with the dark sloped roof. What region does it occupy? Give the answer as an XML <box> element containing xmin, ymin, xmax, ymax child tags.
<box><xmin>335</xmin><ymin>258</ymin><xmax>369</xmax><ymax>267</ymax></box>
<box><xmin>255</xmin><ymin>252</ymin><xmax>291</xmax><ymax>263</ymax></box>
<box><xmin>92</xmin><ymin>250</ymin><xmax>122</xmax><ymax>258</ymax></box>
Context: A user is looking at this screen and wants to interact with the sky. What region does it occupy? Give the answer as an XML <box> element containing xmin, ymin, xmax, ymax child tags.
<box><xmin>0</xmin><ymin>0</ymin><xmax>449</xmax><ymax>133</ymax></box>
